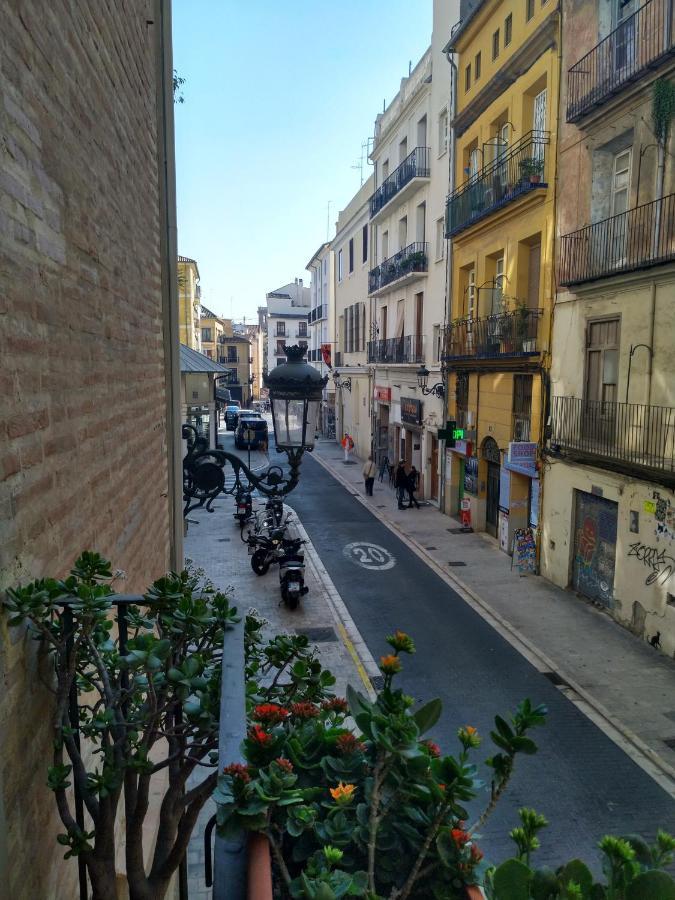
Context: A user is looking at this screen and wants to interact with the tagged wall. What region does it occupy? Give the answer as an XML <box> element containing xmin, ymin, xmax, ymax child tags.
<box><xmin>541</xmin><ymin>460</ymin><xmax>675</xmax><ymax>656</ymax></box>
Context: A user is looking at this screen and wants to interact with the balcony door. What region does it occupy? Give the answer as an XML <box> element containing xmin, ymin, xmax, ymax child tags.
<box><xmin>609</xmin><ymin>149</ymin><xmax>631</xmax><ymax>267</ymax></box>
<box><xmin>614</xmin><ymin>0</ymin><xmax>637</xmax><ymax>75</ymax></box>
<box><xmin>584</xmin><ymin>317</ymin><xmax>620</xmax><ymax>447</ymax></box>
<box><xmin>532</xmin><ymin>90</ymin><xmax>547</xmax><ymax>162</ymax></box>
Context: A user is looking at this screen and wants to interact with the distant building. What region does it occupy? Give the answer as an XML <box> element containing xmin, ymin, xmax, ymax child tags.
<box><xmin>199</xmin><ymin>305</ymin><xmax>252</xmax><ymax>404</ymax></box>
<box><xmin>178</xmin><ymin>256</ymin><xmax>202</xmax><ymax>351</ymax></box>
<box><xmin>265</xmin><ymin>278</ymin><xmax>311</xmax><ymax>372</ymax></box>
<box><xmin>306</xmin><ymin>244</ymin><xmax>336</xmax><ymax>437</ymax></box>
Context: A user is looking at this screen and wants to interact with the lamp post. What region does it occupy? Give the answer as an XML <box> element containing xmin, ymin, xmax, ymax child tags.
<box><xmin>332</xmin><ymin>370</ymin><xmax>352</xmax><ymax>392</ymax></box>
<box><xmin>183</xmin><ymin>346</ymin><xmax>327</xmax><ymax>515</ymax></box>
<box><xmin>416</xmin><ymin>364</ymin><xmax>446</xmax><ymax>399</ymax></box>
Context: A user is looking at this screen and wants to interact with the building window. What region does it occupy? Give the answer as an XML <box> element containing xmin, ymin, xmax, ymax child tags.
<box><xmin>465</xmin><ymin>63</ymin><xmax>471</xmax><ymax>91</ymax></box>
<box><xmin>276</xmin><ymin>322</ymin><xmax>286</xmax><ymax>336</ymax></box>
<box><xmin>467</xmin><ymin>268</ymin><xmax>476</xmax><ymax>319</ymax></box>
<box><xmin>338</xmin><ymin>248</ymin><xmax>343</xmax><ymax>281</ymax></box>
<box><xmin>433</xmin><ymin>324</ymin><xmax>441</xmax><ymax>362</ymax></box>
<box><xmin>349</xmin><ymin>237</ymin><xmax>354</xmax><ymax>273</ymax></box>
<box><xmin>438</xmin><ymin>108</ymin><xmax>448</xmax><ymax>156</ymax></box>
<box><xmin>201</xmin><ymin>327</ymin><xmax>212</xmax><ymax>342</ymax></box>
<box><xmin>513</xmin><ymin>375</ymin><xmax>533</xmax><ymax>441</ymax></box>
<box><xmin>227</xmin><ymin>347</ymin><xmax>237</xmax><ymax>362</ymax></box>
<box><xmin>504</xmin><ymin>13</ymin><xmax>513</xmax><ymax>46</ymax></box>
<box><xmin>585</xmin><ymin>318</ymin><xmax>620</xmax><ymax>404</ymax></box>
<box><xmin>362</xmin><ymin>224</ymin><xmax>368</xmax><ymax>263</ymax></box>
<box><xmin>492</xmin><ymin>29</ymin><xmax>500</xmax><ymax>60</ymax></box>
<box><xmin>435</xmin><ymin>218</ymin><xmax>445</xmax><ymax>261</ymax></box>
<box><xmin>298</xmin><ymin>321</ymin><xmax>307</xmax><ymax>337</ymax></box>
<box><xmin>474</xmin><ymin>52</ymin><xmax>481</xmax><ymax>81</ymax></box>
<box><xmin>526</xmin><ymin>0</ymin><xmax>534</xmax><ymax>20</ymax></box>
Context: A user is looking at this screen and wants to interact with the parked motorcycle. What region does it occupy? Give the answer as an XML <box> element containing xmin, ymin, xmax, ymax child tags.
<box><xmin>278</xmin><ymin>538</ymin><xmax>308</xmax><ymax>610</ymax></box>
<box><xmin>233</xmin><ymin>489</ymin><xmax>253</xmax><ymax>528</ymax></box>
<box><xmin>249</xmin><ymin>523</ymin><xmax>288</xmax><ymax>575</ymax></box>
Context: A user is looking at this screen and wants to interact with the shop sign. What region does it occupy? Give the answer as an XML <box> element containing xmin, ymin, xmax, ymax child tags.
<box><xmin>506</xmin><ymin>441</ymin><xmax>537</xmax><ymax>476</ymax></box>
<box><xmin>374</xmin><ymin>385</ymin><xmax>391</xmax><ymax>403</ymax></box>
<box><xmin>452</xmin><ymin>439</ymin><xmax>473</xmax><ymax>457</ymax></box>
<box><xmin>401</xmin><ymin>397</ymin><xmax>422</xmax><ymax>425</ymax></box>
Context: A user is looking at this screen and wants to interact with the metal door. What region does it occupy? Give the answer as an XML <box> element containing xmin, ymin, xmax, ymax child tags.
<box><xmin>572</xmin><ymin>491</ymin><xmax>618</xmax><ymax>607</ymax></box>
<box><xmin>486</xmin><ymin>462</ymin><xmax>500</xmax><ymax>537</ymax></box>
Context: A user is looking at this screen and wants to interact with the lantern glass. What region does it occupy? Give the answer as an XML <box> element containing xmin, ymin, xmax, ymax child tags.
<box><xmin>416</xmin><ymin>365</ymin><xmax>430</xmax><ymax>391</ymax></box>
<box><xmin>270</xmin><ymin>397</ymin><xmax>321</xmax><ymax>451</ymax></box>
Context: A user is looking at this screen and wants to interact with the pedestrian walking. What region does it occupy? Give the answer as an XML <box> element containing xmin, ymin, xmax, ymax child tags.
<box><xmin>362</xmin><ymin>455</ymin><xmax>377</xmax><ymax>496</ymax></box>
<box><xmin>406</xmin><ymin>465</ymin><xmax>421</xmax><ymax>509</ymax></box>
<box><xmin>394</xmin><ymin>460</ymin><xmax>408</xmax><ymax>510</ymax></box>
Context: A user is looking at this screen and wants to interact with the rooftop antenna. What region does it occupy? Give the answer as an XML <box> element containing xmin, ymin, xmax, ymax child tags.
<box><xmin>351</xmin><ymin>139</ymin><xmax>375</xmax><ymax>185</ymax></box>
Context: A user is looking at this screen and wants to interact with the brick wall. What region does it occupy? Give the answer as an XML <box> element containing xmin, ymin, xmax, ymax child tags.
<box><xmin>0</xmin><ymin>2</ymin><xmax>174</xmax><ymax>896</ymax></box>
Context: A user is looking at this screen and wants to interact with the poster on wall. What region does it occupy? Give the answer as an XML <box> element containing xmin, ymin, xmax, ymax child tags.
<box><xmin>512</xmin><ymin>527</ymin><xmax>537</xmax><ymax>575</ymax></box>
<box><xmin>464</xmin><ymin>456</ymin><xmax>478</xmax><ymax>494</ymax></box>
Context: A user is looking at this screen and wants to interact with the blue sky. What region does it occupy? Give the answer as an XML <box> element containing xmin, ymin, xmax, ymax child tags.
<box><xmin>173</xmin><ymin>1</ymin><xmax>432</xmax><ymax>322</ymax></box>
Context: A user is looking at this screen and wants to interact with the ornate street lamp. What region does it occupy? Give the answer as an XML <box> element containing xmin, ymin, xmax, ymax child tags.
<box><xmin>332</xmin><ymin>370</ymin><xmax>352</xmax><ymax>392</ymax></box>
<box><xmin>416</xmin><ymin>364</ymin><xmax>446</xmax><ymax>399</ymax></box>
<box><xmin>183</xmin><ymin>346</ymin><xmax>327</xmax><ymax>515</ymax></box>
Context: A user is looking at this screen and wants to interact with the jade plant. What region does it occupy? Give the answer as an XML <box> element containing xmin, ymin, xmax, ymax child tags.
<box><xmin>216</xmin><ymin>622</ymin><xmax>548</xmax><ymax>899</ymax></box>
<box><xmin>5</xmin><ymin>553</ymin><xmax>238</xmax><ymax>900</ymax></box>
<box><xmin>484</xmin><ymin>807</ymin><xmax>675</xmax><ymax>899</ymax></box>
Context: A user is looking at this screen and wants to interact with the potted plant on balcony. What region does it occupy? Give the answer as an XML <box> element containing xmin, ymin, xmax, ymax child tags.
<box><xmin>217</xmin><ymin>624</ymin><xmax>549</xmax><ymax>899</ymax></box>
<box><xmin>518</xmin><ymin>157</ymin><xmax>544</xmax><ymax>185</ymax></box>
<box><xmin>515</xmin><ymin>299</ymin><xmax>535</xmax><ymax>353</ymax></box>
<box><xmin>408</xmin><ymin>248</ymin><xmax>427</xmax><ymax>272</ymax></box>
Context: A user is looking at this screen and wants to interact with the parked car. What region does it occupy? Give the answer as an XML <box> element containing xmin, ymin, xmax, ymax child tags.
<box><xmin>235</xmin><ymin>417</ymin><xmax>269</xmax><ymax>450</ymax></box>
<box><xmin>225</xmin><ymin>405</ymin><xmax>242</xmax><ymax>431</ymax></box>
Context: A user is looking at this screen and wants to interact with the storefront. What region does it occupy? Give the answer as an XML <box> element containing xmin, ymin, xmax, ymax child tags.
<box><xmin>374</xmin><ymin>385</ymin><xmax>391</xmax><ymax>466</ymax></box>
<box><xmin>502</xmin><ymin>441</ymin><xmax>540</xmax><ymax>555</ymax></box>
<box><xmin>400</xmin><ymin>397</ymin><xmax>424</xmax><ymax>490</ymax></box>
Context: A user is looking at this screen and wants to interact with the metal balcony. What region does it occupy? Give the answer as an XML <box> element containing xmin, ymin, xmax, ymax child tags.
<box><xmin>559</xmin><ymin>194</ymin><xmax>675</xmax><ymax>286</ymax></box>
<box><xmin>444</xmin><ymin>310</ymin><xmax>542</xmax><ymax>361</ymax></box>
<box><xmin>369</xmin><ymin>147</ymin><xmax>430</xmax><ymax>221</ymax></box>
<box><xmin>567</xmin><ymin>0</ymin><xmax>675</xmax><ymax>123</ymax></box>
<box><xmin>310</xmin><ymin>304</ymin><xmax>328</xmax><ymax>322</ymax></box>
<box><xmin>367</xmin><ymin>335</ymin><xmax>425</xmax><ymax>364</ymax></box>
<box><xmin>368</xmin><ymin>242</ymin><xmax>428</xmax><ymax>295</ymax></box>
<box><xmin>445</xmin><ymin>132</ymin><xmax>549</xmax><ymax>237</ymax></box>
<box><xmin>549</xmin><ymin>396</ymin><xmax>675</xmax><ymax>478</ymax></box>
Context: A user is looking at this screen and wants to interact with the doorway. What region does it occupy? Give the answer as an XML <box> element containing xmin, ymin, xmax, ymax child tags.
<box><xmin>430</xmin><ymin>435</ymin><xmax>438</xmax><ymax>501</ymax></box>
<box><xmin>572</xmin><ymin>491</ymin><xmax>618</xmax><ymax>607</ymax></box>
<box><xmin>483</xmin><ymin>437</ymin><xmax>501</xmax><ymax>537</ymax></box>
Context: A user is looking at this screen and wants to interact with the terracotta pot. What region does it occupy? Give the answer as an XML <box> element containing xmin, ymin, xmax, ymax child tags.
<box><xmin>247</xmin><ymin>833</ymin><xmax>273</xmax><ymax>900</ymax></box>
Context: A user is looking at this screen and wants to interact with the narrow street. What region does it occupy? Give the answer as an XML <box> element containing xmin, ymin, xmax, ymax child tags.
<box><xmin>281</xmin><ymin>449</ymin><xmax>675</xmax><ymax>868</ymax></box>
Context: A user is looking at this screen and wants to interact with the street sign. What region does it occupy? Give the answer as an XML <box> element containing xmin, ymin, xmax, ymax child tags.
<box><xmin>438</xmin><ymin>420</ymin><xmax>463</xmax><ymax>447</ymax></box>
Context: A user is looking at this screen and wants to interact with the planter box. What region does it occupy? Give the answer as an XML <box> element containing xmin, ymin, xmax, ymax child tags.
<box><xmin>248</xmin><ymin>834</ymin><xmax>485</xmax><ymax>899</ymax></box>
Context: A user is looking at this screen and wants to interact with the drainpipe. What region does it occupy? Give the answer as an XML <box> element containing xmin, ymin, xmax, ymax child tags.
<box><xmin>441</xmin><ymin>45</ymin><xmax>458</xmax><ymax>513</ymax></box>
<box><xmin>154</xmin><ymin>0</ymin><xmax>183</xmax><ymax>570</ymax></box>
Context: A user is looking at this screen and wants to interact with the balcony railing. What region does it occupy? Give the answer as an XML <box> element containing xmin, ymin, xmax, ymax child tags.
<box><xmin>444</xmin><ymin>309</ymin><xmax>542</xmax><ymax>360</ymax></box>
<box><xmin>559</xmin><ymin>193</ymin><xmax>675</xmax><ymax>286</ymax></box>
<box><xmin>567</xmin><ymin>0</ymin><xmax>674</xmax><ymax>122</ymax></box>
<box><xmin>512</xmin><ymin>413</ymin><xmax>532</xmax><ymax>442</ymax></box>
<box><xmin>550</xmin><ymin>395</ymin><xmax>675</xmax><ymax>476</ymax></box>
<box><xmin>368</xmin><ymin>242</ymin><xmax>428</xmax><ymax>294</ymax></box>
<box><xmin>310</xmin><ymin>304</ymin><xmax>328</xmax><ymax>322</ymax></box>
<box><xmin>367</xmin><ymin>334</ymin><xmax>425</xmax><ymax>364</ymax></box>
<box><xmin>370</xmin><ymin>147</ymin><xmax>430</xmax><ymax>218</ymax></box>
<box><xmin>446</xmin><ymin>132</ymin><xmax>549</xmax><ymax>237</ymax></box>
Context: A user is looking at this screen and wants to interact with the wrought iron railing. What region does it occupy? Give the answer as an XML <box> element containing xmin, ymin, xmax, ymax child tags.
<box><xmin>559</xmin><ymin>194</ymin><xmax>675</xmax><ymax>285</ymax></box>
<box><xmin>550</xmin><ymin>395</ymin><xmax>675</xmax><ymax>474</ymax></box>
<box><xmin>512</xmin><ymin>413</ymin><xmax>532</xmax><ymax>442</ymax></box>
<box><xmin>370</xmin><ymin>147</ymin><xmax>431</xmax><ymax>218</ymax></box>
<box><xmin>368</xmin><ymin>242</ymin><xmax>428</xmax><ymax>293</ymax></box>
<box><xmin>311</xmin><ymin>304</ymin><xmax>328</xmax><ymax>322</ymax></box>
<box><xmin>444</xmin><ymin>310</ymin><xmax>542</xmax><ymax>360</ymax></box>
<box><xmin>445</xmin><ymin>131</ymin><xmax>549</xmax><ymax>237</ymax></box>
<box><xmin>367</xmin><ymin>334</ymin><xmax>425</xmax><ymax>364</ymax></box>
<box><xmin>567</xmin><ymin>0</ymin><xmax>674</xmax><ymax>122</ymax></box>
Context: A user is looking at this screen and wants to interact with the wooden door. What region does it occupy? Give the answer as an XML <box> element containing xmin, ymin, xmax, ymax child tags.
<box><xmin>486</xmin><ymin>462</ymin><xmax>500</xmax><ymax>537</ymax></box>
<box><xmin>430</xmin><ymin>436</ymin><xmax>438</xmax><ymax>500</ymax></box>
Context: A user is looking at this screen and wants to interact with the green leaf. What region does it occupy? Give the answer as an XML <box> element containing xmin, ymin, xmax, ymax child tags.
<box><xmin>495</xmin><ymin>715</ymin><xmax>515</xmax><ymax>739</ymax></box>
<box><xmin>531</xmin><ymin>866</ymin><xmax>559</xmax><ymax>900</ymax></box>
<box><xmin>557</xmin><ymin>860</ymin><xmax>593</xmax><ymax>899</ymax></box>
<box><xmin>493</xmin><ymin>858</ymin><xmax>532</xmax><ymax>900</ymax></box>
<box><xmin>626</xmin><ymin>870</ymin><xmax>675</xmax><ymax>900</ymax></box>
<box><xmin>413</xmin><ymin>698</ymin><xmax>442</xmax><ymax>735</ymax></box>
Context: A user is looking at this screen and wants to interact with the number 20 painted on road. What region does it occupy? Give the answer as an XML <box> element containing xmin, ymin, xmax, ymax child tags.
<box><xmin>343</xmin><ymin>542</ymin><xmax>396</xmax><ymax>571</ymax></box>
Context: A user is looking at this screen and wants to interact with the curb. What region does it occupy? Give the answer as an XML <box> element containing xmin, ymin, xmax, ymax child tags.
<box><xmin>290</xmin><ymin>514</ymin><xmax>379</xmax><ymax>699</ymax></box>
<box><xmin>311</xmin><ymin>451</ymin><xmax>675</xmax><ymax>798</ymax></box>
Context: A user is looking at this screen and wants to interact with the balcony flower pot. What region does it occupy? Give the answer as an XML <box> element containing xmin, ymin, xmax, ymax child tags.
<box><xmin>518</xmin><ymin>157</ymin><xmax>544</xmax><ymax>186</ymax></box>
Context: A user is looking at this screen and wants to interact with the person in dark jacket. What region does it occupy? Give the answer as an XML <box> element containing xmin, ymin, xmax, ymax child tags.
<box><xmin>406</xmin><ymin>465</ymin><xmax>420</xmax><ymax>509</ymax></box>
<box><xmin>394</xmin><ymin>460</ymin><xmax>407</xmax><ymax>510</ymax></box>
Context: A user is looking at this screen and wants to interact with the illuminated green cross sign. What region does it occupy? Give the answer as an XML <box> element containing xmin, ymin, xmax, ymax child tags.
<box><xmin>437</xmin><ymin>421</ymin><xmax>464</xmax><ymax>446</ymax></box>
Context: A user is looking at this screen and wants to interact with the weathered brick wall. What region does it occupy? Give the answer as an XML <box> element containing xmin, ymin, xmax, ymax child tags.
<box><xmin>0</xmin><ymin>2</ymin><xmax>173</xmax><ymax>896</ymax></box>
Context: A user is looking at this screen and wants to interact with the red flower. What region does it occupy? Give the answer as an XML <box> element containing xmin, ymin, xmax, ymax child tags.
<box><xmin>222</xmin><ymin>762</ymin><xmax>251</xmax><ymax>783</ymax></box>
<box><xmin>451</xmin><ymin>828</ymin><xmax>470</xmax><ymax>846</ymax></box>
<box><xmin>322</xmin><ymin>697</ymin><xmax>349</xmax><ymax>713</ymax></box>
<box><xmin>253</xmin><ymin>703</ymin><xmax>289</xmax><ymax>724</ymax></box>
<box><xmin>335</xmin><ymin>734</ymin><xmax>366</xmax><ymax>755</ymax></box>
<box><xmin>248</xmin><ymin>724</ymin><xmax>273</xmax><ymax>746</ymax></box>
<box><xmin>274</xmin><ymin>757</ymin><xmax>294</xmax><ymax>773</ymax></box>
<box><xmin>290</xmin><ymin>702</ymin><xmax>320</xmax><ymax>719</ymax></box>
<box><xmin>423</xmin><ymin>740</ymin><xmax>441</xmax><ymax>758</ymax></box>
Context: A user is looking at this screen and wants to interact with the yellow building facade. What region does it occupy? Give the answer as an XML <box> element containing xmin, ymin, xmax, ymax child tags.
<box><xmin>444</xmin><ymin>0</ymin><xmax>559</xmax><ymax>554</ymax></box>
<box><xmin>199</xmin><ymin>307</ymin><xmax>253</xmax><ymax>405</ymax></box>
<box><xmin>178</xmin><ymin>255</ymin><xmax>201</xmax><ymax>351</ymax></box>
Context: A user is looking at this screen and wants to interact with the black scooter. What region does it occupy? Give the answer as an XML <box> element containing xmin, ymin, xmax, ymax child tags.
<box><xmin>249</xmin><ymin>524</ymin><xmax>287</xmax><ymax>575</ymax></box>
<box><xmin>233</xmin><ymin>489</ymin><xmax>253</xmax><ymax>527</ymax></box>
<box><xmin>278</xmin><ymin>538</ymin><xmax>308</xmax><ymax>609</ymax></box>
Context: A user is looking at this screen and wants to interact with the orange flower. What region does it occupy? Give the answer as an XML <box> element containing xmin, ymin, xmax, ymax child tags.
<box><xmin>452</xmin><ymin>828</ymin><xmax>470</xmax><ymax>846</ymax></box>
<box><xmin>253</xmin><ymin>703</ymin><xmax>289</xmax><ymax>724</ymax></box>
<box><xmin>289</xmin><ymin>702</ymin><xmax>320</xmax><ymax>719</ymax></box>
<box><xmin>379</xmin><ymin>654</ymin><xmax>402</xmax><ymax>675</ymax></box>
<box><xmin>457</xmin><ymin>725</ymin><xmax>481</xmax><ymax>749</ymax></box>
<box><xmin>274</xmin><ymin>757</ymin><xmax>294</xmax><ymax>774</ymax></box>
<box><xmin>222</xmin><ymin>763</ymin><xmax>251</xmax><ymax>783</ymax></box>
<box><xmin>329</xmin><ymin>781</ymin><xmax>356</xmax><ymax>805</ymax></box>
<box><xmin>248</xmin><ymin>724</ymin><xmax>273</xmax><ymax>746</ymax></box>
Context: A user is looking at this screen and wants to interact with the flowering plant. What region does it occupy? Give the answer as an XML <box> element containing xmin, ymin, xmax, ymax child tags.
<box><xmin>215</xmin><ymin>624</ymin><xmax>547</xmax><ymax>899</ymax></box>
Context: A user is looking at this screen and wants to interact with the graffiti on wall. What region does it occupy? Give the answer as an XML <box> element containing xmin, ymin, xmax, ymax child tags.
<box><xmin>647</xmin><ymin>491</ymin><xmax>675</xmax><ymax>543</ymax></box>
<box><xmin>627</xmin><ymin>541</ymin><xmax>675</xmax><ymax>586</ymax></box>
<box><xmin>572</xmin><ymin>494</ymin><xmax>617</xmax><ymax>607</ymax></box>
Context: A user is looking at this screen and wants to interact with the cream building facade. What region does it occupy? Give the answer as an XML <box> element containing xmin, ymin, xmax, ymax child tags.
<box><xmin>306</xmin><ymin>243</ymin><xmax>337</xmax><ymax>437</ymax></box>
<box><xmin>178</xmin><ymin>255</ymin><xmax>201</xmax><ymax>351</ymax></box>
<box><xmin>331</xmin><ymin>176</ymin><xmax>374</xmax><ymax>457</ymax></box>
<box><xmin>542</xmin><ymin>0</ymin><xmax>675</xmax><ymax>653</ymax></box>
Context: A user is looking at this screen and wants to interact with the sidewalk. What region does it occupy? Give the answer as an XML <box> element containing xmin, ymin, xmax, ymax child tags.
<box><xmin>312</xmin><ymin>440</ymin><xmax>675</xmax><ymax>791</ymax></box>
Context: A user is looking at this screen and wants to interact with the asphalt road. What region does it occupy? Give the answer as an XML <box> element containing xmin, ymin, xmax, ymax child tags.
<box><xmin>285</xmin><ymin>450</ymin><xmax>675</xmax><ymax>869</ymax></box>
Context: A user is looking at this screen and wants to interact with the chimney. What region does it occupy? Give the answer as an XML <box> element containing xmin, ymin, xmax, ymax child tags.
<box><xmin>299</xmin><ymin>278</ymin><xmax>303</xmax><ymax>287</ymax></box>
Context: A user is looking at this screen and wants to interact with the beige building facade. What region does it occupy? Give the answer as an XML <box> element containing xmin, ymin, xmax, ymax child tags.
<box><xmin>178</xmin><ymin>255</ymin><xmax>202</xmax><ymax>351</ymax></box>
<box><xmin>541</xmin><ymin>0</ymin><xmax>675</xmax><ymax>653</ymax></box>
<box><xmin>306</xmin><ymin>243</ymin><xmax>337</xmax><ymax>436</ymax></box>
<box><xmin>331</xmin><ymin>177</ymin><xmax>374</xmax><ymax>457</ymax></box>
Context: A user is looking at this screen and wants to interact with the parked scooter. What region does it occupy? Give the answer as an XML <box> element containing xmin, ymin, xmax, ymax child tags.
<box><xmin>233</xmin><ymin>488</ymin><xmax>253</xmax><ymax>528</ymax></box>
<box><xmin>278</xmin><ymin>538</ymin><xmax>308</xmax><ymax>610</ymax></box>
<box><xmin>248</xmin><ymin>523</ymin><xmax>288</xmax><ymax>575</ymax></box>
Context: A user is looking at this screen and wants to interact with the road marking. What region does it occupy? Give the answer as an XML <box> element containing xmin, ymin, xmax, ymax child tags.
<box><xmin>343</xmin><ymin>541</ymin><xmax>396</xmax><ymax>571</ymax></box>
